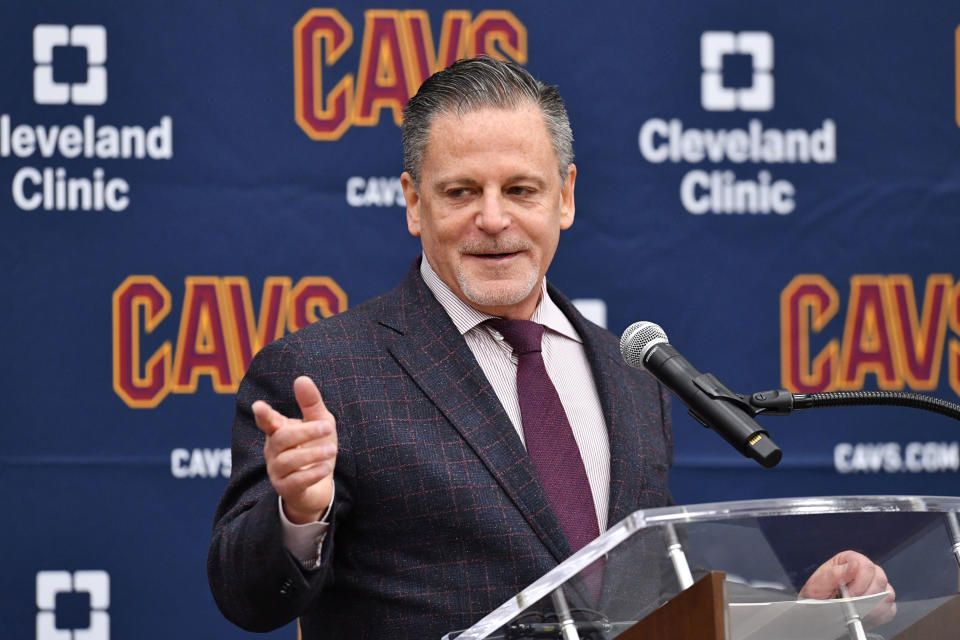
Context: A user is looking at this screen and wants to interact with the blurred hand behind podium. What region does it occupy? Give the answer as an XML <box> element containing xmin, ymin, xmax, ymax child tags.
<box><xmin>801</xmin><ymin>549</ymin><xmax>896</xmax><ymax>626</ymax></box>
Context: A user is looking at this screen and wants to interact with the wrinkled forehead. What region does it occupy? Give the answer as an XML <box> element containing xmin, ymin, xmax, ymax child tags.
<box><xmin>424</xmin><ymin>105</ymin><xmax>555</xmax><ymax>160</ymax></box>
<box><xmin>421</xmin><ymin>102</ymin><xmax>563</xmax><ymax>177</ymax></box>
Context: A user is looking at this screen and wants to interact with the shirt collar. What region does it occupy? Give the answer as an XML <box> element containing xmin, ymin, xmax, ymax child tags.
<box><xmin>419</xmin><ymin>255</ymin><xmax>582</xmax><ymax>343</ymax></box>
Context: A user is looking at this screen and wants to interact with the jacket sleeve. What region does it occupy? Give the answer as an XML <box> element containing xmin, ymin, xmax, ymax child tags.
<box><xmin>206</xmin><ymin>333</ymin><xmax>348</xmax><ymax>632</ymax></box>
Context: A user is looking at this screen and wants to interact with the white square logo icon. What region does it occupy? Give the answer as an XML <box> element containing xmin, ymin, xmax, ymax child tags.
<box><xmin>33</xmin><ymin>24</ymin><xmax>107</xmax><ymax>105</ymax></box>
<box><xmin>36</xmin><ymin>571</ymin><xmax>110</xmax><ymax>640</ymax></box>
<box><xmin>701</xmin><ymin>31</ymin><xmax>773</xmax><ymax>111</ymax></box>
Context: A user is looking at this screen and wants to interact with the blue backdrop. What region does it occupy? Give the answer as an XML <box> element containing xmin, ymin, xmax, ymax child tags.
<box><xmin>3</xmin><ymin>2</ymin><xmax>959</xmax><ymax>638</ymax></box>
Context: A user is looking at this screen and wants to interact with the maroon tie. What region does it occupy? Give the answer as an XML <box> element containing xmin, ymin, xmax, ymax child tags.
<box><xmin>487</xmin><ymin>318</ymin><xmax>600</xmax><ymax>554</ymax></box>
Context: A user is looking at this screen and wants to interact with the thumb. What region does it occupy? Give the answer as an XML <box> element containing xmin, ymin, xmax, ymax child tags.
<box><xmin>293</xmin><ymin>376</ymin><xmax>330</xmax><ymax>422</ymax></box>
<box><xmin>833</xmin><ymin>552</ymin><xmax>858</xmax><ymax>589</ymax></box>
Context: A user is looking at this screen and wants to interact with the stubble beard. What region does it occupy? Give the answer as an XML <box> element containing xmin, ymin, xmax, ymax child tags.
<box><xmin>457</xmin><ymin>265</ymin><xmax>540</xmax><ymax>309</ymax></box>
<box><xmin>455</xmin><ymin>239</ymin><xmax>540</xmax><ymax>310</ymax></box>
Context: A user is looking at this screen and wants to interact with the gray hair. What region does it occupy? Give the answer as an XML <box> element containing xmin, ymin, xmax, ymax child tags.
<box><xmin>401</xmin><ymin>57</ymin><xmax>574</xmax><ymax>186</ymax></box>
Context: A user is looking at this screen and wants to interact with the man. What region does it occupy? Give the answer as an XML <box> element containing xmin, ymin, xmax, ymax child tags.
<box><xmin>208</xmin><ymin>58</ymin><xmax>891</xmax><ymax>638</ymax></box>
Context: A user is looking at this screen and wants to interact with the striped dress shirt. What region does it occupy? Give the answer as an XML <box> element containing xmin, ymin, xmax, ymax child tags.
<box><xmin>419</xmin><ymin>258</ymin><xmax>611</xmax><ymax>531</ymax></box>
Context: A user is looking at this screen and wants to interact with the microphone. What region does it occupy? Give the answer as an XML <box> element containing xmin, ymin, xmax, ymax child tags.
<box><xmin>620</xmin><ymin>321</ymin><xmax>782</xmax><ymax>468</ymax></box>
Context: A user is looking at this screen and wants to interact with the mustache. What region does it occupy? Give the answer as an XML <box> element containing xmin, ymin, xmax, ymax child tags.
<box><xmin>458</xmin><ymin>238</ymin><xmax>532</xmax><ymax>255</ymax></box>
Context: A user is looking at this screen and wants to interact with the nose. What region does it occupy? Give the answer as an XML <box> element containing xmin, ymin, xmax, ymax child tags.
<box><xmin>475</xmin><ymin>192</ymin><xmax>510</xmax><ymax>234</ymax></box>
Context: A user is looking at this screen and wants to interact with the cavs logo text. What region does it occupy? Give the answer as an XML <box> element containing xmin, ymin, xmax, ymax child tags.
<box><xmin>781</xmin><ymin>274</ymin><xmax>960</xmax><ymax>396</ymax></box>
<box><xmin>294</xmin><ymin>9</ymin><xmax>527</xmax><ymax>140</ymax></box>
<box><xmin>112</xmin><ymin>275</ymin><xmax>347</xmax><ymax>408</ymax></box>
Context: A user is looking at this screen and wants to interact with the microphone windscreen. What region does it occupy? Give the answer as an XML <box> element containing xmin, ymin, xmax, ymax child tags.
<box><xmin>620</xmin><ymin>321</ymin><xmax>669</xmax><ymax>369</ymax></box>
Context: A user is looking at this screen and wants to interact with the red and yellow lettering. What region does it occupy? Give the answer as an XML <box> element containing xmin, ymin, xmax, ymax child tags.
<box><xmin>401</xmin><ymin>10</ymin><xmax>471</xmax><ymax>89</ymax></box>
<box><xmin>886</xmin><ymin>274</ymin><xmax>952</xmax><ymax>390</ymax></box>
<box><xmin>223</xmin><ymin>276</ymin><xmax>292</xmax><ymax>376</ymax></box>
<box><xmin>780</xmin><ymin>275</ymin><xmax>840</xmax><ymax>393</ymax></box>
<box><xmin>470</xmin><ymin>10</ymin><xmax>527</xmax><ymax>62</ymax></box>
<box><xmin>288</xmin><ymin>277</ymin><xmax>348</xmax><ymax>332</ymax></box>
<box><xmin>355</xmin><ymin>10</ymin><xmax>411</xmax><ymax>126</ymax></box>
<box><xmin>112</xmin><ymin>276</ymin><xmax>172</xmax><ymax>408</ymax></box>
<box><xmin>294</xmin><ymin>9</ymin><xmax>354</xmax><ymax>141</ymax></box>
<box><xmin>838</xmin><ymin>275</ymin><xmax>902</xmax><ymax>390</ymax></box>
<box><xmin>171</xmin><ymin>277</ymin><xmax>236</xmax><ymax>393</ymax></box>
<box><xmin>293</xmin><ymin>9</ymin><xmax>529</xmax><ymax>140</ymax></box>
<box><xmin>949</xmin><ymin>281</ymin><xmax>960</xmax><ymax>397</ymax></box>
<box><xmin>115</xmin><ymin>274</ymin><xmax>349</xmax><ymax>407</ymax></box>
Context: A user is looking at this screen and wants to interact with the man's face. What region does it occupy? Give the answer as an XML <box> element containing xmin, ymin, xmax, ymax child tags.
<box><xmin>401</xmin><ymin>104</ymin><xmax>576</xmax><ymax>320</ymax></box>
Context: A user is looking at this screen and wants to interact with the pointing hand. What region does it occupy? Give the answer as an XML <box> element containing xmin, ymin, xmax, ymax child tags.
<box><xmin>253</xmin><ymin>376</ymin><xmax>337</xmax><ymax>524</ymax></box>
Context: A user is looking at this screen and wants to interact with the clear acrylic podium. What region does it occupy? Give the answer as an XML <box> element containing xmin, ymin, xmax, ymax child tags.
<box><xmin>444</xmin><ymin>496</ymin><xmax>960</xmax><ymax>640</ymax></box>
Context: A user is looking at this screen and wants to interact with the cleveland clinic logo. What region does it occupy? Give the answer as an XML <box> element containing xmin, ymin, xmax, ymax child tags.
<box><xmin>1</xmin><ymin>24</ymin><xmax>174</xmax><ymax>213</ymax></box>
<box><xmin>33</xmin><ymin>24</ymin><xmax>107</xmax><ymax>105</ymax></box>
<box><xmin>638</xmin><ymin>30</ymin><xmax>836</xmax><ymax>215</ymax></box>
<box><xmin>36</xmin><ymin>571</ymin><xmax>110</xmax><ymax>640</ymax></box>
<box><xmin>700</xmin><ymin>31</ymin><xmax>773</xmax><ymax>111</ymax></box>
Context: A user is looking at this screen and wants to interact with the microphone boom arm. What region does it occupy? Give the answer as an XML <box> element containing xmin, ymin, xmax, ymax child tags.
<box><xmin>747</xmin><ymin>389</ymin><xmax>960</xmax><ymax>422</ymax></box>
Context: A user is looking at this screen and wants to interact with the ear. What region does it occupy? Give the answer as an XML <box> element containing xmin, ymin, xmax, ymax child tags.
<box><xmin>559</xmin><ymin>163</ymin><xmax>576</xmax><ymax>230</ymax></box>
<box><xmin>401</xmin><ymin>171</ymin><xmax>421</xmax><ymax>237</ymax></box>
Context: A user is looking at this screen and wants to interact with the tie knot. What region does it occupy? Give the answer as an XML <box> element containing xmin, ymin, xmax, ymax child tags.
<box><xmin>487</xmin><ymin>318</ymin><xmax>545</xmax><ymax>355</ymax></box>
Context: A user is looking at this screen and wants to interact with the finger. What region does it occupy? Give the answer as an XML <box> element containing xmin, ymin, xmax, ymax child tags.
<box><xmin>252</xmin><ymin>400</ymin><xmax>285</xmax><ymax>436</ymax></box>
<box><xmin>885</xmin><ymin>582</ymin><xmax>896</xmax><ymax>602</ymax></box>
<box><xmin>271</xmin><ymin>461</ymin><xmax>334</xmax><ymax>497</ymax></box>
<box><xmin>865</xmin><ymin>583</ymin><xmax>897</xmax><ymax>627</ymax></box>
<box><xmin>883</xmin><ymin>583</ymin><xmax>897</xmax><ymax>616</ymax></box>
<box><xmin>294</xmin><ymin>376</ymin><xmax>332</xmax><ymax>423</ymax></box>
<box><xmin>800</xmin><ymin>551</ymin><xmax>866</xmax><ymax>600</ymax></box>
<box><xmin>840</xmin><ymin>553</ymin><xmax>876</xmax><ymax>597</ymax></box>
<box><xmin>863</xmin><ymin>565</ymin><xmax>889</xmax><ymax>595</ymax></box>
<box><xmin>799</xmin><ymin>556</ymin><xmax>842</xmax><ymax>599</ymax></box>
<box><xmin>872</xmin><ymin>601</ymin><xmax>897</xmax><ymax>626</ymax></box>
<box><xmin>272</xmin><ymin>442</ymin><xmax>337</xmax><ymax>478</ymax></box>
<box><xmin>268</xmin><ymin>418</ymin><xmax>335</xmax><ymax>454</ymax></box>
<box><xmin>874</xmin><ymin>581</ymin><xmax>896</xmax><ymax>610</ymax></box>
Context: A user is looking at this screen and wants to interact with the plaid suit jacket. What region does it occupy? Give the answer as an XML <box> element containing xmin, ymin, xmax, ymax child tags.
<box><xmin>207</xmin><ymin>260</ymin><xmax>673</xmax><ymax>639</ymax></box>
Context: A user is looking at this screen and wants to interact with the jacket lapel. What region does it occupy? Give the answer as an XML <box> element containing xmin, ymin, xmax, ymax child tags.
<box><xmin>382</xmin><ymin>263</ymin><xmax>572</xmax><ymax>564</ymax></box>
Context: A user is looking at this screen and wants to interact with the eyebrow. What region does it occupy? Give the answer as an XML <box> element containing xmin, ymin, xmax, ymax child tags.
<box><xmin>432</xmin><ymin>174</ymin><xmax>548</xmax><ymax>193</ymax></box>
<box><xmin>432</xmin><ymin>177</ymin><xmax>480</xmax><ymax>194</ymax></box>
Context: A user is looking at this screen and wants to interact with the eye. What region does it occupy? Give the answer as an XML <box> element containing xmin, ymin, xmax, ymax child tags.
<box><xmin>446</xmin><ymin>187</ymin><xmax>472</xmax><ymax>198</ymax></box>
<box><xmin>508</xmin><ymin>185</ymin><xmax>535</xmax><ymax>196</ymax></box>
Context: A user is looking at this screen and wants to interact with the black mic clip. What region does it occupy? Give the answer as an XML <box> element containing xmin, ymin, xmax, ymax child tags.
<box><xmin>745</xmin><ymin>389</ymin><xmax>797</xmax><ymax>415</ymax></box>
<box><xmin>688</xmin><ymin>373</ymin><xmax>759</xmax><ymax>418</ymax></box>
<box><xmin>691</xmin><ymin>379</ymin><xmax>796</xmax><ymax>418</ymax></box>
<box><xmin>686</xmin><ymin>374</ymin><xmax>783</xmax><ymax>468</ymax></box>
